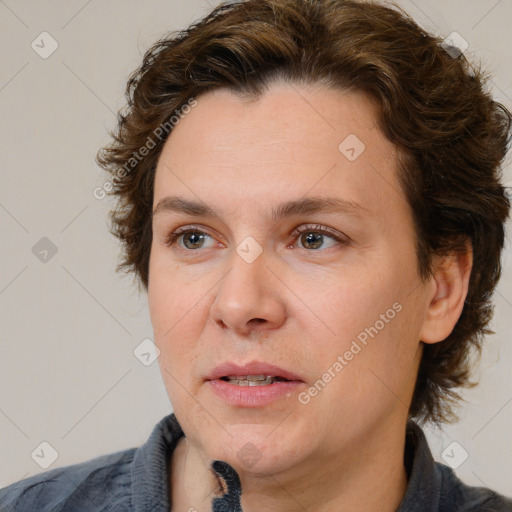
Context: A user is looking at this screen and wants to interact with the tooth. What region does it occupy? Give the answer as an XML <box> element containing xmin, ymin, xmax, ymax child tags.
<box><xmin>224</xmin><ymin>375</ymin><xmax>283</xmax><ymax>386</ymax></box>
<box><xmin>248</xmin><ymin>380</ymin><xmax>262</xmax><ymax>386</ymax></box>
<box><xmin>246</xmin><ymin>375</ymin><xmax>267</xmax><ymax>381</ymax></box>
<box><xmin>225</xmin><ymin>375</ymin><xmax>273</xmax><ymax>381</ymax></box>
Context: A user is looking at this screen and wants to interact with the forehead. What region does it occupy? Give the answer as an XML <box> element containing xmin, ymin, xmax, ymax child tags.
<box><xmin>153</xmin><ymin>81</ymin><xmax>406</xmax><ymax>221</ymax></box>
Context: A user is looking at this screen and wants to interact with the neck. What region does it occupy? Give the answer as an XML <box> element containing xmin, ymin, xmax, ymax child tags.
<box><xmin>170</xmin><ymin>419</ymin><xmax>409</xmax><ymax>512</ymax></box>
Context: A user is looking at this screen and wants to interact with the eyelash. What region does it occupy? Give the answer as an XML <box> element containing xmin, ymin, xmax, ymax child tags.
<box><xmin>163</xmin><ymin>224</ymin><xmax>349</xmax><ymax>251</ymax></box>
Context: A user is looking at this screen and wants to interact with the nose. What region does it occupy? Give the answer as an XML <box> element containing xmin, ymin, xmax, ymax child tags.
<box><xmin>209</xmin><ymin>245</ymin><xmax>287</xmax><ymax>336</ymax></box>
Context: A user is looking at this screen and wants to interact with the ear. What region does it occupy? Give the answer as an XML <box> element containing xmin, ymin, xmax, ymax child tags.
<box><xmin>419</xmin><ymin>240</ymin><xmax>473</xmax><ymax>344</ymax></box>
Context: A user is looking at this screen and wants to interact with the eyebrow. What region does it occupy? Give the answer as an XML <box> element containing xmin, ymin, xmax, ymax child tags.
<box><xmin>152</xmin><ymin>195</ymin><xmax>373</xmax><ymax>221</ymax></box>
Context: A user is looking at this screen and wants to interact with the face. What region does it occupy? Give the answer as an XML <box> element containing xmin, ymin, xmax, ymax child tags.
<box><xmin>148</xmin><ymin>80</ymin><xmax>432</xmax><ymax>477</ymax></box>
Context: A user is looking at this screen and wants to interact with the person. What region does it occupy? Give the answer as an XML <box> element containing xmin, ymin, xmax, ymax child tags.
<box><xmin>1</xmin><ymin>0</ymin><xmax>511</xmax><ymax>510</ymax></box>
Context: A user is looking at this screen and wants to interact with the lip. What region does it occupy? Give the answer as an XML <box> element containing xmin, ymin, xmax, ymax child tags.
<box><xmin>206</xmin><ymin>361</ymin><xmax>304</xmax><ymax>382</ymax></box>
<box><xmin>206</xmin><ymin>360</ymin><xmax>306</xmax><ymax>408</ymax></box>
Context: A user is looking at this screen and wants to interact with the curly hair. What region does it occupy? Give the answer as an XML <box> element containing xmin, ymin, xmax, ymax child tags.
<box><xmin>96</xmin><ymin>0</ymin><xmax>511</xmax><ymax>423</ymax></box>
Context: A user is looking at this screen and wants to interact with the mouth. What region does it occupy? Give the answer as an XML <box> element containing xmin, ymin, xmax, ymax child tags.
<box><xmin>206</xmin><ymin>361</ymin><xmax>305</xmax><ymax>407</ymax></box>
<box><xmin>219</xmin><ymin>375</ymin><xmax>291</xmax><ymax>386</ymax></box>
<box><xmin>206</xmin><ymin>361</ymin><xmax>304</xmax><ymax>384</ymax></box>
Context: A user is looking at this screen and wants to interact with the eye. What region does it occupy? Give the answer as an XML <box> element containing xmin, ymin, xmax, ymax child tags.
<box><xmin>290</xmin><ymin>224</ymin><xmax>348</xmax><ymax>251</ymax></box>
<box><xmin>164</xmin><ymin>225</ymin><xmax>218</xmax><ymax>250</ymax></box>
<box><xmin>163</xmin><ymin>223</ymin><xmax>349</xmax><ymax>252</ymax></box>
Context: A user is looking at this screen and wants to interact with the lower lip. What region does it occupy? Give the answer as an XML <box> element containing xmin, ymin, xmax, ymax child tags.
<box><xmin>208</xmin><ymin>379</ymin><xmax>305</xmax><ymax>407</ymax></box>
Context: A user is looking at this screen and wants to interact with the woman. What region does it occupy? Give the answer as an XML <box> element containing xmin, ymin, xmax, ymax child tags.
<box><xmin>1</xmin><ymin>0</ymin><xmax>511</xmax><ymax>510</ymax></box>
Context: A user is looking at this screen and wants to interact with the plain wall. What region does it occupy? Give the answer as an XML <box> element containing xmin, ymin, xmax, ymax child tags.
<box><xmin>1</xmin><ymin>0</ymin><xmax>511</xmax><ymax>496</ymax></box>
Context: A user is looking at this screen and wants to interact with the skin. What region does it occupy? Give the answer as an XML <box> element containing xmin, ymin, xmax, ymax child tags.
<box><xmin>147</xmin><ymin>80</ymin><xmax>472</xmax><ymax>512</ymax></box>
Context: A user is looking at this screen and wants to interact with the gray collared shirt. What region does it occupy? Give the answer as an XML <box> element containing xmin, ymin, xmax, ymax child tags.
<box><xmin>1</xmin><ymin>413</ymin><xmax>511</xmax><ymax>511</ymax></box>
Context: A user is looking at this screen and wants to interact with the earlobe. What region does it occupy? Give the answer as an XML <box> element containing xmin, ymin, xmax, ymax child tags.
<box><xmin>419</xmin><ymin>241</ymin><xmax>473</xmax><ymax>344</ymax></box>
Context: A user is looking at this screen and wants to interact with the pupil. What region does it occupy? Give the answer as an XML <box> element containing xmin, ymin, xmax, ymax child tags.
<box><xmin>184</xmin><ymin>232</ymin><xmax>204</xmax><ymax>249</ymax></box>
<box><xmin>301</xmin><ymin>232</ymin><xmax>323</xmax><ymax>249</ymax></box>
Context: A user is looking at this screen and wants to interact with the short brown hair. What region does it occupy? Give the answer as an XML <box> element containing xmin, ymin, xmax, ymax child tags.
<box><xmin>97</xmin><ymin>0</ymin><xmax>511</xmax><ymax>423</ymax></box>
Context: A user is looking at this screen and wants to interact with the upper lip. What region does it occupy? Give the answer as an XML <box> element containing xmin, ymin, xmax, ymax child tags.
<box><xmin>206</xmin><ymin>361</ymin><xmax>304</xmax><ymax>382</ymax></box>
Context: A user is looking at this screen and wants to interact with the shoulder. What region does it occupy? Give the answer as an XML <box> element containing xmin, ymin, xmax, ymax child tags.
<box><xmin>401</xmin><ymin>421</ymin><xmax>512</xmax><ymax>511</ymax></box>
<box><xmin>0</xmin><ymin>447</ymin><xmax>136</xmax><ymax>512</ymax></box>
<box><xmin>436</xmin><ymin>462</ymin><xmax>512</xmax><ymax>511</ymax></box>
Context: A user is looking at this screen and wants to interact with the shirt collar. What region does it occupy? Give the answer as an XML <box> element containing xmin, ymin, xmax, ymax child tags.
<box><xmin>396</xmin><ymin>420</ymin><xmax>441</xmax><ymax>511</ymax></box>
<box><xmin>131</xmin><ymin>412</ymin><xmax>183</xmax><ymax>511</ymax></box>
<box><xmin>130</xmin><ymin>414</ymin><xmax>440</xmax><ymax>511</ymax></box>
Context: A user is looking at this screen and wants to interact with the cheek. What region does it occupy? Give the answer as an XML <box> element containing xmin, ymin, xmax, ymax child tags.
<box><xmin>301</xmin><ymin>265</ymin><xmax>401</xmax><ymax>341</ymax></box>
<box><xmin>297</xmin><ymin>259</ymin><xmax>419</xmax><ymax>388</ymax></box>
<box><xmin>148</xmin><ymin>251</ymin><xmax>208</xmax><ymax>360</ymax></box>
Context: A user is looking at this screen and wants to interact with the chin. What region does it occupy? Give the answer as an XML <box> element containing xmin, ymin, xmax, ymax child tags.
<box><xmin>201</xmin><ymin>423</ymin><xmax>305</xmax><ymax>475</ymax></box>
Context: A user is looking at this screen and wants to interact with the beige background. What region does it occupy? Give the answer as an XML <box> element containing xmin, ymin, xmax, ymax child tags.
<box><xmin>1</xmin><ymin>0</ymin><xmax>511</xmax><ymax>497</ymax></box>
